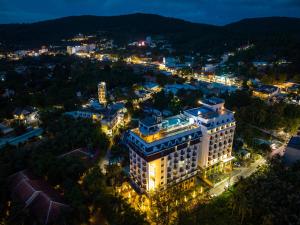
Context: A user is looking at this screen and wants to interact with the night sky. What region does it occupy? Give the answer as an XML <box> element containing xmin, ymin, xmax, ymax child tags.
<box><xmin>0</xmin><ymin>0</ymin><xmax>300</xmax><ymax>25</ymax></box>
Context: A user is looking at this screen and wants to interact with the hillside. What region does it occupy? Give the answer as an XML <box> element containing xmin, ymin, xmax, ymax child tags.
<box><xmin>0</xmin><ymin>13</ymin><xmax>219</xmax><ymax>46</ymax></box>
<box><xmin>0</xmin><ymin>13</ymin><xmax>300</xmax><ymax>56</ymax></box>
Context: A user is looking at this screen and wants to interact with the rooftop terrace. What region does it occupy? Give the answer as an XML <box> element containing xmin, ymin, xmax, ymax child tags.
<box><xmin>132</xmin><ymin>114</ymin><xmax>199</xmax><ymax>144</ymax></box>
<box><xmin>184</xmin><ymin>106</ymin><xmax>232</xmax><ymax>120</ymax></box>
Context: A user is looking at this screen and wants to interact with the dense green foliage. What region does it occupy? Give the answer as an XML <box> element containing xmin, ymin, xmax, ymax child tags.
<box><xmin>0</xmin><ymin>56</ymin><xmax>144</xmax><ymax>120</ymax></box>
<box><xmin>178</xmin><ymin>160</ymin><xmax>300</xmax><ymax>225</ymax></box>
<box><xmin>152</xmin><ymin>89</ymin><xmax>202</xmax><ymax>114</ymax></box>
<box><xmin>0</xmin><ymin>112</ymin><xmax>148</xmax><ymax>225</ymax></box>
<box><xmin>223</xmin><ymin>90</ymin><xmax>300</xmax><ymax>134</ymax></box>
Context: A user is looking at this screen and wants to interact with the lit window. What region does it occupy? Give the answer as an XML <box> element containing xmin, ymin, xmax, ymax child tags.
<box><xmin>149</xmin><ymin>164</ymin><xmax>155</xmax><ymax>177</ymax></box>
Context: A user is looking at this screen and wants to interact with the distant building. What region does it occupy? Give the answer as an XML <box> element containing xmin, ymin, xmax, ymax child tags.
<box><xmin>98</xmin><ymin>82</ymin><xmax>107</xmax><ymax>106</ymax></box>
<box><xmin>164</xmin><ymin>84</ymin><xmax>196</xmax><ymax>95</ymax></box>
<box><xmin>38</xmin><ymin>46</ymin><xmax>48</xmax><ymax>55</ymax></box>
<box><xmin>66</xmin><ymin>102</ymin><xmax>127</xmax><ymax>137</ymax></box>
<box><xmin>0</xmin><ymin>128</ymin><xmax>43</xmax><ymax>148</ymax></box>
<box><xmin>284</xmin><ymin>136</ymin><xmax>300</xmax><ymax>166</ymax></box>
<box><xmin>253</xmin><ymin>85</ymin><xmax>279</xmax><ymax>99</ymax></box>
<box><xmin>127</xmin><ymin>97</ymin><xmax>235</xmax><ymax>193</ymax></box>
<box><xmin>236</xmin><ymin>149</ymin><xmax>251</xmax><ymax>160</ymax></box>
<box><xmin>252</xmin><ymin>61</ymin><xmax>269</xmax><ymax>67</ymax></box>
<box><xmin>0</xmin><ymin>122</ymin><xmax>14</xmax><ymax>136</ymax></box>
<box><xmin>13</xmin><ymin>107</ymin><xmax>39</xmax><ymax>124</ymax></box>
<box><xmin>144</xmin><ymin>82</ymin><xmax>161</xmax><ymax>92</ymax></box>
<box><xmin>202</xmin><ymin>64</ymin><xmax>217</xmax><ymax>73</ymax></box>
<box><xmin>67</xmin><ymin>44</ymin><xmax>96</xmax><ymax>55</ymax></box>
<box><xmin>146</xmin><ymin>36</ymin><xmax>152</xmax><ymax>45</ymax></box>
<box><xmin>287</xmin><ymin>83</ymin><xmax>300</xmax><ymax>94</ymax></box>
<box><xmin>163</xmin><ymin>57</ymin><xmax>178</xmax><ymax>68</ymax></box>
<box><xmin>134</xmin><ymin>89</ymin><xmax>152</xmax><ymax>102</ymax></box>
<box><xmin>160</xmin><ymin>70</ymin><xmax>172</xmax><ymax>76</ymax></box>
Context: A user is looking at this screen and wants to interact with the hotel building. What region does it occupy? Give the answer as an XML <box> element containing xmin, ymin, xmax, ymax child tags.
<box><xmin>127</xmin><ymin>97</ymin><xmax>235</xmax><ymax>193</ymax></box>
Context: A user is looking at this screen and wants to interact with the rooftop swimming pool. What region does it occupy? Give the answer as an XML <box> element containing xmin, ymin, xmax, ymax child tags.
<box><xmin>162</xmin><ymin>115</ymin><xmax>189</xmax><ymax>129</ymax></box>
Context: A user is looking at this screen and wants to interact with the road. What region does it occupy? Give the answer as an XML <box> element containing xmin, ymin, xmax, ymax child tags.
<box><xmin>209</xmin><ymin>157</ymin><xmax>266</xmax><ymax>196</ymax></box>
<box><xmin>99</xmin><ymin>148</ymin><xmax>111</xmax><ymax>173</ymax></box>
<box><xmin>269</xmin><ymin>144</ymin><xmax>286</xmax><ymax>158</ymax></box>
<box><xmin>248</xmin><ymin>124</ymin><xmax>290</xmax><ymax>141</ymax></box>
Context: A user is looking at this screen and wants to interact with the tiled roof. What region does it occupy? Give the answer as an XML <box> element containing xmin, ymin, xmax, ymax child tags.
<box><xmin>9</xmin><ymin>170</ymin><xmax>69</xmax><ymax>224</ymax></box>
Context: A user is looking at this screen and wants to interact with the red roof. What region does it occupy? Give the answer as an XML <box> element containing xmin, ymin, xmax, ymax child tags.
<box><xmin>9</xmin><ymin>170</ymin><xmax>69</xmax><ymax>224</ymax></box>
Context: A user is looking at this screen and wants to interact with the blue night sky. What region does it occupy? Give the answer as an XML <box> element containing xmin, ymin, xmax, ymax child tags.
<box><xmin>0</xmin><ymin>0</ymin><xmax>300</xmax><ymax>25</ymax></box>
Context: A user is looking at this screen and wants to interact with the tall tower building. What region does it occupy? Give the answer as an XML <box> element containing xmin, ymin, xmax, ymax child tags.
<box><xmin>98</xmin><ymin>82</ymin><xmax>107</xmax><ymax>106</ymax></box>
<box><xmin>127</xmin><ymin>97</ymin><xmax>235</xmax><ymax>194</ymax></box>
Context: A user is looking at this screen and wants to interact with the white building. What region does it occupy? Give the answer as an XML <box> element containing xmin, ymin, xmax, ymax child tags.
<box><xmin>67</xmin><ymin>44</ymin><xmax>96</xmax><ymax>55</ymax></box>
<box><xmin>65</xmin><ymin>103</ymin><xmax>126</xmax><ymax>137</ymax></box>
<box><xmin>127</xmin><ymin>97</ymin><xmax>235</xmax><ymax>193</ymax></box>
<box><xmin>98</xmin><ymin>82</ymin><xmax>107</xmax><ymax>106</ymax></box>
<box><xmin>184</xmin><ymin>98</ymin><xmax>235</xmax><ymax>170</ymax></box>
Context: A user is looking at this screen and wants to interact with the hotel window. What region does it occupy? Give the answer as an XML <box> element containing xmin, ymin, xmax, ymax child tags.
<box><xmin>149</xmin><ymin>164</ymin><xmax>155</xmax><ymax>177</ymax></box>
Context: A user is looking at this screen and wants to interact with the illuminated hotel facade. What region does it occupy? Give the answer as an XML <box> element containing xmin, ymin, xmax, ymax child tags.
<box><xmin>127</xmin><ymin>97</ymin><xmax>235</xmax><ymax>193</ymax></box>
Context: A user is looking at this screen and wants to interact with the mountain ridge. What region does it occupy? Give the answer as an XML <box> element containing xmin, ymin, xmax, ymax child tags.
<box><xmin>0</xmin><ymin>13</ymin><xmax>300</xmax><ymax>55</ymax></box>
